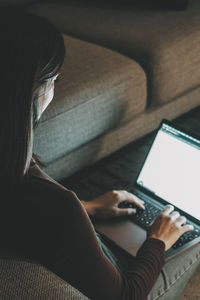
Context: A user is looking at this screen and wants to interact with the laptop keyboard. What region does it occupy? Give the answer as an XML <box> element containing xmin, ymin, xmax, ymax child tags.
<box><xmin>119</xmin><ymin>191</ymin><xmax>200</xmax><ymax>249</ymax></box>
<box><xmin>119</xmin><ymin>199</ymin><xmax>161</xmax><ymax>227</ymax></box>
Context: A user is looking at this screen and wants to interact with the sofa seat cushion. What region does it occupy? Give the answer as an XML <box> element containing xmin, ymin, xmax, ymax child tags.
<box><xmin>28</xmin><ymin>0</ymin><xmax>200</xmax><ymax>107</ymax></box>
<box><xmin>33</xmin><ymin>34</ymin><xmax>146</xmax><ymax>164</ymax></box>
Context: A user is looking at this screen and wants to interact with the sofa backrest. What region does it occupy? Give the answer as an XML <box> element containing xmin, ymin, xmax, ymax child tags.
<box><xmin>0</xmin><ymin>0</ymin><xmax>38</xmax><ymax>5</ymax></box>
<box><xmin>0</xmin><ymin>258</ymin><xmax>89</xmax><ymax>299</ymax></box>
<box><xmin>0</xmin><ymin>0</ymin><xmax>189</xmax><ymax>10</ymax></box>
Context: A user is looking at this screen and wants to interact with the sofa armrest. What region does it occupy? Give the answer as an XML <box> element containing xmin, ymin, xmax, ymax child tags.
<box><xmin>0</xmin><ymin>258</ymin><xmax>89</xmax><ymax>299</ymax></box>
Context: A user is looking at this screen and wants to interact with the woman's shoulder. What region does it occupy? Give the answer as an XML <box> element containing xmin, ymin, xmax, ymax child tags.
<box><xmin>28</xmin><ymin>177</ymin><xmax>77</xmax><ymax>200</ymax></box>
<box><xmin>27</xmin><ymin>162</ymin><xmax>72</xmax><ymax>192</ymax></box>
<box><xmin>21</xmin><ymin>164</ymin><xmax>80</xmax><ymax>212</ymax></box>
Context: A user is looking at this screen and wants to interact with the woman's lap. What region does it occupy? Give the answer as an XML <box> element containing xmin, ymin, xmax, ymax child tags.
<box><xmin>148</xmin><ymin>242</ymin><xmax>200</xmax><ymax>300</ymax></box>
<box><xmin>97</xmin><ymin>233</ymin><xmax>200</xmax><ymax>300</ymax></box>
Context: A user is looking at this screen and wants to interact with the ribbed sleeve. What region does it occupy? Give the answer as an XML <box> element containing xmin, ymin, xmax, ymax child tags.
<box><xmin>119</xmin><ymin>238</ymin><xmax>165</xmax><ymax>299</ymax></box>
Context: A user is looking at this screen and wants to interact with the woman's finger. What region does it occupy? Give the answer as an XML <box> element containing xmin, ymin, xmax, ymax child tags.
<box><xmin>181</xmin><ymin>224</ymin><xmax>194</xmax><ymax>234</ymax></box>
<box><xmin>112</xmin><ymin>190</ymin><xmax>145</xmax><ymax>209</ymax></box>
<box><xmin>131</xmin><ymin>193</ymin><xmax>145</xmax><ymax>205</ymax></box>
<box><xmin>132</xmin><ymin>198</ymin><xmax>145</xmax><ymax>210</ymax></box>
<box><xmin>162</xmin><ymin>205</ymin><xmax>174</xmax><ymax>216</ymax></box>
<box><xmin>170</xmin><ymin>211</ymin><xmax>180</xmax><ymax>220</ymax></box>
<box><xmin>176</xmin><ymin>216</ymin><xmax>187</xmax><ymax>226</ymax></box>
<box><xmin>115</xmin><ymin>207</ymin><xmax>136</xmax><ymax>217</ymax></box>
<box><xmin>123</xmin><ymin>191</ymin><xmax>145</xmax><ymax>209</ymax></box>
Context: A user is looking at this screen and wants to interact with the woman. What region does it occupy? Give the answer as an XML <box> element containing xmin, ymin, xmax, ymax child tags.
<box><xmin>0</xmin><ymin>7</ymin><xmax>199</xmax><ymax>300</ymax></box>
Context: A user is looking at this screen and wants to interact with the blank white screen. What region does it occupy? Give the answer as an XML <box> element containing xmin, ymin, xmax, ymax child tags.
<box><xmin>137</xmin><ymin>129</ymin><xmax>200</xmax><ymax>220</ymax></box>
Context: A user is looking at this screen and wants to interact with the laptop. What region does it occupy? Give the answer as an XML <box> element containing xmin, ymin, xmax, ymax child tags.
<box><xmin>94</xmin><ymin>119</ymin><xmax>200</xmax><ymax>261</ymax></box>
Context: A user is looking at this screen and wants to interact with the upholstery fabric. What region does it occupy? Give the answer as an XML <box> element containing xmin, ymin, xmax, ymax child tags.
<box><xmin>23</xmin><ymin>0</ymin><xmax>188</xmax><ymax>10</ymax></box>
<box><xmin>82</xmin><ymin>0</ymin><xmax>189</xmax><ymax>10</ymax></box>
<box><xmin>28</xmin><ymin>0</ymin><xmax>200</xmax><ymax>106</ymax></box>
<box><xmin>33</xmin><ymin>34</ymin><xmax>146</xmax><ymax>164</ymax></box>
<box><xmin>0</xmin><ymin>0</ymin><xmax>38</xmax><ymax>6</ymax></box>
<box><xmin>0</xmin><ymin>258</ymin><xmax>89</xmax><ymax>299</ymax></box>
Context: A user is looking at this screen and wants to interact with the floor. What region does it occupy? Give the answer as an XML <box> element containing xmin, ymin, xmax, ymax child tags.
<box><xmin>60</xmin><ymin>106</ymin><xmax>200</xmax><ymax>299</ymax></box>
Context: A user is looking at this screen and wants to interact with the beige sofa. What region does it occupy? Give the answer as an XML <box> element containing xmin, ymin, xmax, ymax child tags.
<box><xmin>27</xmin><ymin>0</ymin><xmax>200</xmax><ymax>182</ymax></box>
<box><xmin>1</xmin><ymin>0</ymin><xmax>200</xmax><ymax>298</ymax></box>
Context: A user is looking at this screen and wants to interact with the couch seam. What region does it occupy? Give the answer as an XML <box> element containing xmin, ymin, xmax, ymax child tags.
<box><xmin>38</xmin><ymin>76</ymin><xmax>146</xmax><ymax>124</ymax></box>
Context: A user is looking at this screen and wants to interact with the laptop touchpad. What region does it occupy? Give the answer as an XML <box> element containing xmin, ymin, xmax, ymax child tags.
<box><xmin>94</xmin><ymin>218</ymin><xmax>147</xmax><ymax>257</ymax></box>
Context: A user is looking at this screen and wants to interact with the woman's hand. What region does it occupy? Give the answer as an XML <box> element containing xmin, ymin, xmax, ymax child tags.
<box><xmin>81</xmin><ymin>190</ymin><xmax>145</xmax><ymax>219</ymax></box>
<box><xmin>148</xmin><ymin>205</ymin><xmax>194</xmax><ymax>251</ymax></box>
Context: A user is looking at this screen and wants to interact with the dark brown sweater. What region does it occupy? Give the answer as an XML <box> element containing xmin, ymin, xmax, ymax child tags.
<box><xmin>0</xmin><ymin>163</ymin><xmax>165</xmax><ymax>300</ymax></box>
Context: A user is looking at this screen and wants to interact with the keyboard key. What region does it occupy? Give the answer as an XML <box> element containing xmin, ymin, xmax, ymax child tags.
<box><xmin>128</xmin><ymin>199</ymin><xmax>162</xmax><ymax>227</ymax></box>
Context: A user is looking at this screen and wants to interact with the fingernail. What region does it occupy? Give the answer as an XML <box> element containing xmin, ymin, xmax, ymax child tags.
<box><xmin>128</xmin><ymin>208</ymin><xmax>136</xmax><ymax>215</ymax></box>
<box><xmin>167</xmin><ymin>205</ymin><xmax>174</xmax><ymax>209</ymax></box>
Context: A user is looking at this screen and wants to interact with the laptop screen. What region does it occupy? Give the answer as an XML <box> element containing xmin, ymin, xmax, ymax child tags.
<box><xmin>136</xmin><ymin>122</ymin><xmax>200</xmax><ymax>220</ymax></box>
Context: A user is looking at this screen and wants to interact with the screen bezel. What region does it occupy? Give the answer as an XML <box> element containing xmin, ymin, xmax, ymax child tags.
<box><xmin>133</xmin><ymin>118</ymin><xmax>200</xmax><ymax>225</ymax></box>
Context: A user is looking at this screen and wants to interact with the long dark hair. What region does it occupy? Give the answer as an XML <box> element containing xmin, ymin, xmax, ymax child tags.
<box><xmin>0</xmin><ymin>8</ymin><xmax>65</xmax><ymax>186</ymax></box>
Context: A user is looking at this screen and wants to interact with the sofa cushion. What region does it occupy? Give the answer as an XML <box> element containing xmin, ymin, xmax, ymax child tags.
<box><xmin>28</xmin><ymin>0</ymin><xmax>200</xmax><ymax>107</ymax></box>
<box><xmin>84</xmin><ymin>0</ymin><xmax>189</xmax><ymax>10</ymax></box>
<box><xmin>0</xmin><ymin>0</ymin><xmax>38</xmax><ymax>6</ymax></box>
<box><xmin>33</xmin><ymin>34</ymin><xmax>146</xmax><ymax>164</ymax></box>
<box><xmin>0</xmin><ymin>258</ymin><xmax>89</xmax><ymax>299</ymax></box>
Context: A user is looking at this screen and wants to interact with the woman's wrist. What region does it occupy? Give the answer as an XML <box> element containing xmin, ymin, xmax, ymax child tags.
<box><xmin>81</xmin><ymin>200</ymin><xmax>97</xmax><ymax>217</ymax></box>
<box><xmin>147</xmin><ymin>236</ymin><xmax>166</xmax><ymax>249</ymax></box>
